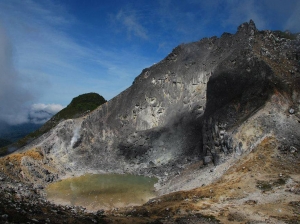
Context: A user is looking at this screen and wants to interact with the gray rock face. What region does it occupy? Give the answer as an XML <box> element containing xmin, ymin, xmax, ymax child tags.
<box><xmin>20</xmin><ymin>20</ymin><xmax>300</xmax><ymax>183</ymax></box>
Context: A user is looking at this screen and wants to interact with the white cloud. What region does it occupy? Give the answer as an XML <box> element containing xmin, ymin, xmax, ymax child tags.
<box><xmin>0</xmin><ymin>0</ymin><xmax>155</xmax><ymax>108</ymax></box>
<box><xmin>0</xmin><ymin>16</ymin><xmax>64</xmax><ymax>125</ymax></box>
<box><xmin>115</xmin><ymin>9</ymin><xmax>148</xmax><ymax>40</ymax></box>
<box><xmin>29</xmin><ymin>103</ymin><xmax>64</xmax><ymax>124</ymax></box>
<box><xmin>221</xmin><ymin>0</ymin><xmax>266</xmax><ymax>30</ymax></box>
<box><xmin>285</xmin><ymin>1</ymin><xmax>300</xmax><ymax>32</ymax></box>
<box><xmin>0</xmin><ymin>23</ymin><xmax>34</xmax><ymax>125</ymax></box>
<box><xmin>31</xmin><ymin>103</ymin><xmax>64</xmax><ymax>115</ymax></box>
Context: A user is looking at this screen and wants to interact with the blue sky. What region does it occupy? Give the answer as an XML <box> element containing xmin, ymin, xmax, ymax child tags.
<box><xmin>0</xmin><ymin>0</ymin><xmax>299</xmax><ymax>125</ymax></box>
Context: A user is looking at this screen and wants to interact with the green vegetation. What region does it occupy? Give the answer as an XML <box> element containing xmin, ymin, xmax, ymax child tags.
<box><xmin>54</xmin><ymin>92</ymin><xmax>106</xmax><ymax>120</ymax></box>
<box><xmin>275</xmin><ymin>178</ymin><xmax>286</xmax><ymax>186</ymax></box>
<box><xmin>256</xmin><ymin>178</ymin><xmax>287</xmax><ymax>191</ymax></box>
<box><xmin>256</xmin><ymin>181</ymin><xmax>273</xmax><ymax>191</ymax></box>
<box><xmin>0</xmin><ymin>93</ymin><xmax>106</xmax><ymax>156</ymax></box>
<box><xmin>273</xmin><ymin>30</ymin><xmax>298</xmax><ymax>40</ymax></box>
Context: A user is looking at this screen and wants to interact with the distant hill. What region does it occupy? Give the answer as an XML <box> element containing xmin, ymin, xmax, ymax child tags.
<box><xmin>0</xmin><ymin>139</ymin><xmax>12</xmax><ymax>148</ymax></box>
<box><xmin>0</xmin><ymin>123</ymin><xmax>42</xmax><ymax>143</ymax></box>
<box><xmin>0</xmin><ymin>122</ymin><xmax>42</xmax><ymax>149</ymax></box>
<box><xmin>54</xmin><ymin>92</ymin><xmax>106</xmax><ymax>120</ymax></box>
<box><xmin>0</xmin><ymin>92</ymin><xmax>106</xmax><ymax>156</ymax></box>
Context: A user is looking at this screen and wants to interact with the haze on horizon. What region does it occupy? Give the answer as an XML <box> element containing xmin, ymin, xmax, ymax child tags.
<box><xmin>0</xmin><ymin>0</ymin><xmax>299</xmax><ymax>126</ymax></box>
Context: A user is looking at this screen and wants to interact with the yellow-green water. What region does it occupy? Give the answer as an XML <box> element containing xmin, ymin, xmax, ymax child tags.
<box><xmin>46</xmin><ymin>173</ymin><xmax>158</xmax><ymax>211</ymax></box>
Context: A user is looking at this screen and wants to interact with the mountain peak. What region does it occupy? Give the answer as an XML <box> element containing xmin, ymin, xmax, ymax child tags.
<box><xmin>237</xmin><ymin>19</ymin><xmax>258</xmax><ymax>35</ymax></box>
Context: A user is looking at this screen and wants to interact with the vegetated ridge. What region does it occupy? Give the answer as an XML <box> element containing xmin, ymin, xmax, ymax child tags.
<box><xmin>0</xmin><ymin>20</ymin><xmax>299</xmax><ymax>223</ymax></box>
<box><xmin>0</xmin><ymin>92</ymin><xmax>106</xmax><ymax>156</ymax></box>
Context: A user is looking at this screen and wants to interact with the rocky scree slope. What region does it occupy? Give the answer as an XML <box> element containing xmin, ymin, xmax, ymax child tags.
<box><xmin>1</xmin><ymin>20</ymin><xmax>300</xmax><ymax>194</ymax></box>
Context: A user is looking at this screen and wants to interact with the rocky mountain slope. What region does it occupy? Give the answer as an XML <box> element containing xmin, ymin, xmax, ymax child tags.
<box><xmin>0</xmin><ymin>20</ymin><xmax>299</xmax><ymax>223</ymax></box>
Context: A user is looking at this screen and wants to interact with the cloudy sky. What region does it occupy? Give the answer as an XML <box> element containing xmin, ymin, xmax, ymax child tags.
<box><xmin>0</xmin><ymin>0</ymin><xmax>299</xmax><ymax>125</ymax></box>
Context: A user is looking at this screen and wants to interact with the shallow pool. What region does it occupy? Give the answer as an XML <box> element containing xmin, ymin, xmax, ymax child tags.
<box><xmin>46</xmin><ymin>173</ymin><xmax>158</xmax><ymax>211</ymax></box>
